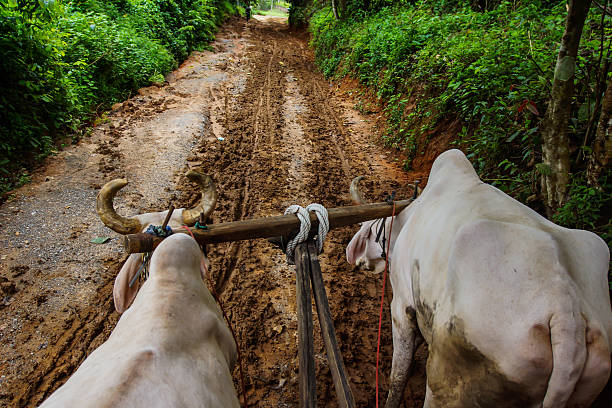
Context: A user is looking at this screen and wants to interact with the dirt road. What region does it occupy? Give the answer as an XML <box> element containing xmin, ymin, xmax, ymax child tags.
<box><xmin>0</xmin><ymin>17</ymin><xmax>429</xmax><ymax>407</ymax></box>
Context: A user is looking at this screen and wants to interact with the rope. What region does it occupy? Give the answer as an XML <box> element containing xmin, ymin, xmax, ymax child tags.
<box><xmin>374</xmin><ymin>217</ymin><xmax>387</xmax><ymax>259</ymax></box>
<box><xmin>283</xmin><ymin>205</ymin><xmax>312</xmax><ymax>265</ymax></box>
<box><xmin>283</xmin><ymin>203</ymin><xmax>330</xmax><ymax>264</ymax></box>
<box><xmin>182</xmin><ymin>225</ymin><xmax>249</xmax><ymax>408</ymax></box>
<box><xmin>130</xmin><ymin>224</ymin><xmax>173</xmax><ymax>288</ymax></box>
<box><xmin>305</xmin><ymin>203</ymin><xmax>329</xmax><ymax>253</ymax></box>
<box><xmin>376</xmin><ymin>202</ymin><xmax>396</xmax><ymax>408</ymax></box>
<box><xmin>129</xmin><ymin>252</ymin><xmax>151</xmax><ymax>288</ymax></box>
<box><xmin>194</xmin><ymin>221</ymin><xmax>208</xmax><ymax>230</ymax></box>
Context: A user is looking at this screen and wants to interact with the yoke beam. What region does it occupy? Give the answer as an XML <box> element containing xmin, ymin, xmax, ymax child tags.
<box><xmin>124</xmin><ymin>199</ymin><xmax>412</xmax><ymax>253</ymax></box>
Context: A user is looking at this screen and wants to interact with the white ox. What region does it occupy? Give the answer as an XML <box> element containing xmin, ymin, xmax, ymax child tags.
<box><xmin>40</xmin><ymin>172</ymin><xmax>239</xmax><ymax>407</ymax></box>
<box><xmin>347</xmin><ymin>149</ymin><xmax>612</xmax><ymax>408</ymax></box>
<box><xmin>40</xmin><ymin>234</ymin><xmax>239</xmax><ymax>407</ymax></box>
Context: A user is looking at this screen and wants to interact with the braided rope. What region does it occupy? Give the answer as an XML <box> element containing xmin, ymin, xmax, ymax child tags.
<box><xmin>305</xmin><ymin>203</ymin><xmax>329</xmax><ymax>253</ymax></box>
<box><xmin>284</xmin><ymin>205</ymin><xmax>311</xmax><ymax>265</ymax></box>
<box><xmin>283</xmin><ymin>203</ymin><xmax>330</xmax><ymax>264</ymax></box>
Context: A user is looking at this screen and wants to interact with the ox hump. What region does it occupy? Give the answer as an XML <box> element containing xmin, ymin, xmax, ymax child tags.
<box><xmin>428</xmin><ymin>149</ymin><xmax>479</xmax><ymax>185</ymax></box>
<box><xmin>149</xmin><ymin>233</ymin><xmax>202</xmax><ymax>276</ymax></box>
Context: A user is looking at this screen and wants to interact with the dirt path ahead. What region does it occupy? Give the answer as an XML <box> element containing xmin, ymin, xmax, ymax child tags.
<box><xmin>0</xmin><ymin>17</ymin><xmax>426</xmax><ymax>407</ymax></box>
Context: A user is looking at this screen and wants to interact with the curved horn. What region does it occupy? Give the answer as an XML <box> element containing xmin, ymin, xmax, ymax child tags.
<box><xmin>350</xmin><ymin>176</ymin><xmax>368</xmax><ymax>204</ymax></box>
<box><xmin>182</xmin><ymin>171</ymin><xmax>217</xmax><ymax>226</ymax></box>
<box><xmin>96</xmin><ymin>179</ymin><xmax>143</xmax><ymax>234</ymax></box>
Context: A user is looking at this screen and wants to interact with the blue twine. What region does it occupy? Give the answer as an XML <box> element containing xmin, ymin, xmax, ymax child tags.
<box><xmin>145</xmin><ymin>224</ymin><xmax>173</xmax><ymax>237</ymax></box>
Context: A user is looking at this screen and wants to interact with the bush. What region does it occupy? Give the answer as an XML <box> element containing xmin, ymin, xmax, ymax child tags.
<box><xmin>310</xmin><ymin>3</ymin><xmax>566</xmax><ymax>180</ymax></box>
<box><xmin>554</xmin><ymin>170</ymin><xmax>612</xmax><ymax>287</ymax></box>
<box><xmin>1</xmin><ymin>0</ymin><xmax>70</xmax><ymax>172</ymax></box>
<box><xmin>0</xmin><ymin>0</ymin><xmax>237</xmax><ymax>194</ymax></box>
<box><xmin>59</xmin><ymin>10</ymin><xmax>174</xmax><ymax>106</ymax></box>
<box><xmin>289</xmin><ymin>4</ymin><xmax>307</xmax><ymax>27</ymax></box>
<box><xmin>554</xmin><ymin>170</ymin><xmax>612</xmax><ymax>231</ymax></box>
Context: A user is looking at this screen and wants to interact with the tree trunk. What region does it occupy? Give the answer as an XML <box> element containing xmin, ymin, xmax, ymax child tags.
<box><xmin>540</xmin><ymin>0</ymin><xmax>592</xmax><ymax>214</ymax></box>
<box><xmin>587</xmin><ymin>79</ymin><xmax>612</xmax><ymax>186</ymax></box>
<box><xmin>331</xmin><ymin>0</ymin><xmax>339</xmax><ymax>19</ymax></box>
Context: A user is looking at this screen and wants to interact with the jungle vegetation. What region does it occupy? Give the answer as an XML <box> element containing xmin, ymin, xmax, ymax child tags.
<box><xmin>0</xmin><ymin>0</ymin><xmax>238</xmax><ymax>193</ymax></box>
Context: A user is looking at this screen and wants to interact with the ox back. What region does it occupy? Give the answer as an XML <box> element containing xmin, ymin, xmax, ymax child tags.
<box><xmin>39</xmin><ymin>234</ymin><xmax>239</xmax><ymax>408</ymax></box>
<box><xmin>348</xmin><ymin>149</ymin><xmax>612</xmax><ymax>408</ymax></box>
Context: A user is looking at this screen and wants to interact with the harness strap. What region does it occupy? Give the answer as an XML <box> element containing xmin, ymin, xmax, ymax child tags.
<box><xmin>374</xmin><ymin>217</ymin><xmax>387</xmax><ymax>259</ymax></box>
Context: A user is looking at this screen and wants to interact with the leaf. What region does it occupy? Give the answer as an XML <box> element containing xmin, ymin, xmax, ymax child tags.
<box><xmin>90</xmin><ymin>236</ymin><xmax>111</xmax><ymax>244</ymax></box>
<box><xmin>506</xmin><ymin>130</ymin><xmax>520</xmax><ymax>143</ymax></box>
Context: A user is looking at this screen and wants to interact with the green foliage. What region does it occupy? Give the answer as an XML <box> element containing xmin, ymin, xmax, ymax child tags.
<box><xmin>554</xmin><ymin>170</ymin><xmax>612</xmax><ymax>231</ymax></box>
<box><xmin>58</xmin><ymin>9</ymin><xmax>174</xmax><ymax>105</ymax></box>
<box><xmin>554</xmin><ymin>170</ymin><xmax>612</xmax><ymax>287</ymax></box>
<box><xmin>0</xmin><ymin>0</ymin><xmax>238</xmax><ymax>194</ymax></box>
<box><xmin>1</xmin><ymin>0</ymin><xmax>70</xmax><ymax>165</ymax></box>
<box><xmin>310</xmin><ymin>1</ymin><xmax>612</xmax><ymax>190</ymax></box>
<box><xmin>256</xmin><ymin>0</ymin><xmax>289</xmax><ymax>10</ymax></box>
<box><xmin>255</xmin><ymin>7</ymin><xmax>288</xmax><ymax>16</ymax></box>
<box><xmin>310</xmin><ymin>2</ymin><xmax>565</xmax><ymax>179</ymax></box>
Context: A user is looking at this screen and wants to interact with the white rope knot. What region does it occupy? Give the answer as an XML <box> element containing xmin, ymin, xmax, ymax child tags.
<box><xmin>284</xmin><ymin>205</ymin><xmax>311</xmax><ymax>265</ymax></box>
<box><xmin>283</xmin><ymin>203</ymin><xmax>330</xmax><ymax>265</ymax></box>
<box><xmin>306</xmin><ymin>203</ymin><xmax>328</xmax><ymax>253</ymax></box>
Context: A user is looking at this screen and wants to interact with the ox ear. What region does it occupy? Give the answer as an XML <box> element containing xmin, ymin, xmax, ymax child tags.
<box><xmin>346</xmin><ymin>227</ymin><xmax>369</xmax><ymax>265</ymax></box>
<box><xmin>113</xmin><ymin>254</ymin><xmax>142</xmax><ymax>314</ymax></box>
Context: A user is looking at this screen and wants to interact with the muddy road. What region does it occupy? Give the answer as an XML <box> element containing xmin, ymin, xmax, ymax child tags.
<box><xmin>0</xmin><ymin>17</ymin><xmax>428</xmax><ymax>407</ymax></box>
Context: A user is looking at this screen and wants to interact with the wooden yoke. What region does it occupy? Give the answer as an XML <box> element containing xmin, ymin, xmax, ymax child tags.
<box><xmin>124</xmin><ymin>199</ymin><xmax>413</xmax><ymax>253</ymax></box>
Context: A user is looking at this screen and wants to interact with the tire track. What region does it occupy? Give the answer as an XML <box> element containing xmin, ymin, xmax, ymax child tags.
<box><xmin>13</xmin><ymin>277</ymin><xmax>117</xmax><ymax>407</ymax></box>
<box><xmin>211</xmin><ymin>37</ymin><xmax>283</xmax><ymax>295</ymax></box>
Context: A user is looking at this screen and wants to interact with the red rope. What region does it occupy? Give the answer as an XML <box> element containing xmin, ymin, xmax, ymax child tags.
<box><xmin>182</xmin><ymin>226</ymin><xmax>249</xmax><ymax>408</ymax></box>
<box><xmin>375</xmin><ymin>202</ymin><xmax>396</xmax><ymax>408</ymax></box>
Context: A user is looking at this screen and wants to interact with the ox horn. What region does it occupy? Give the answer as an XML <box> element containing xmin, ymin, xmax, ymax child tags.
<box><xmin>182</xmin><ymin>170</ymin><xmax>217</xmax><ymax>226</ymax></box>
<box><xmin>350</xmin><ymin>176</ymin><xmax>368</xmax><ymax>204</ymax></box>
<box><xmin>96</xmin><ymin>179</ymin><xmax>143</xmax><ymax>235</ymax></box>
